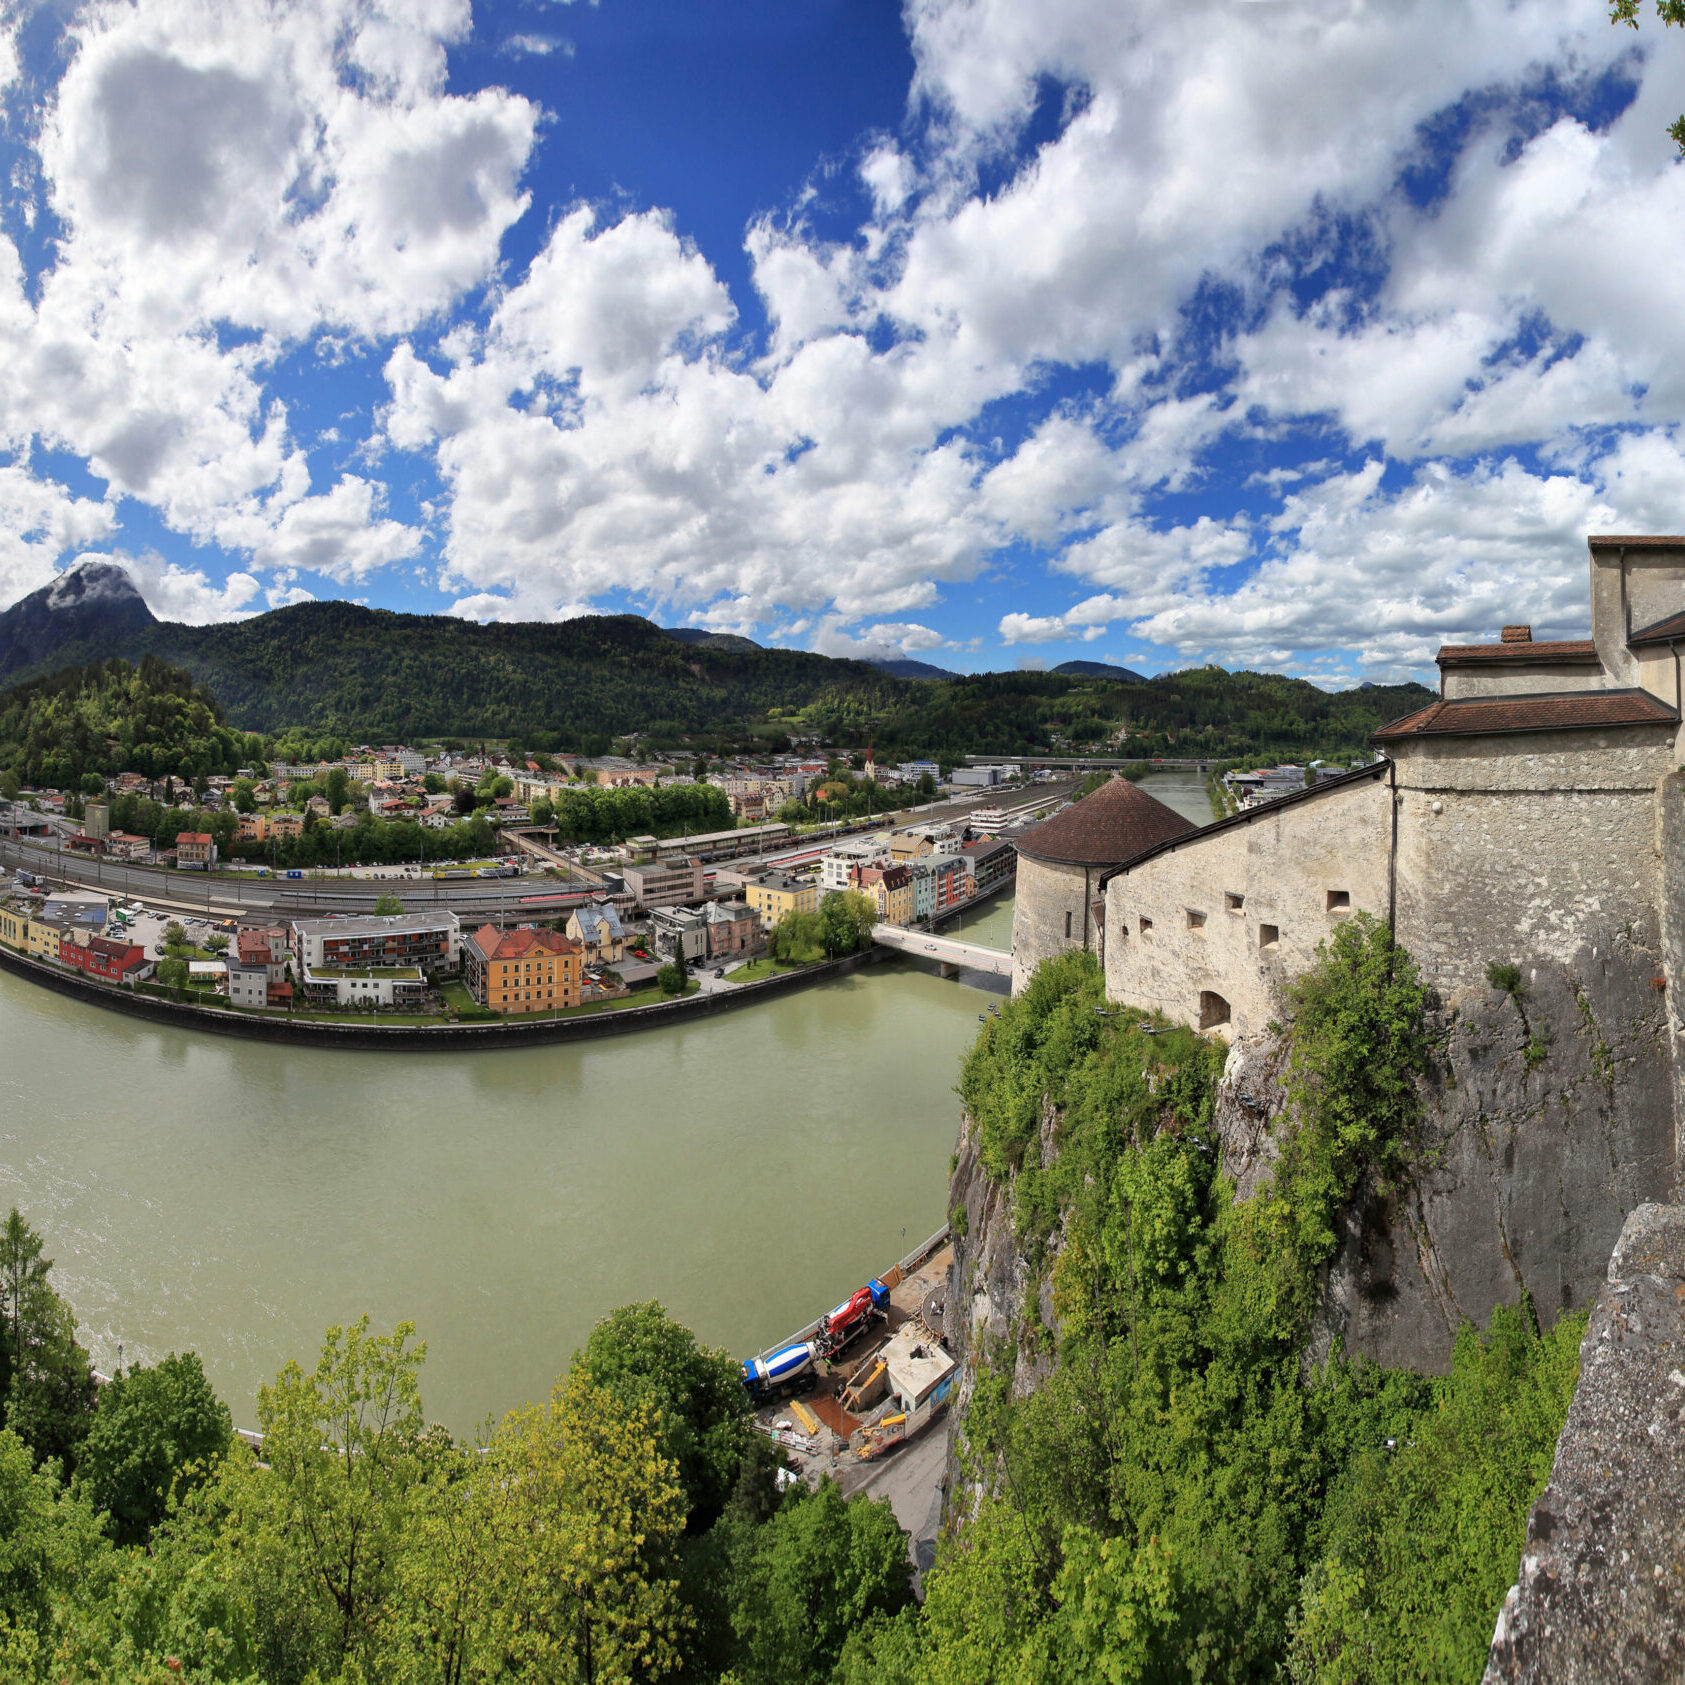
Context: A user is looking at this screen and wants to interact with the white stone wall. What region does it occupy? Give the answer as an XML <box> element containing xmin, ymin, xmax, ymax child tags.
<box><xmin>1010</xmin><ymin>855</ymin><xmax>1098</xmax><ymax>992</ymax></box>
<box><xmin>1442</xmin><ymin>661</ymin><xmax>1607</xmax><ymax>699</ymax></box>
<box><xmin>1099</xmin><ymin>773</ymin><xmax>1393</xmax><ymax>1038</ymax></box>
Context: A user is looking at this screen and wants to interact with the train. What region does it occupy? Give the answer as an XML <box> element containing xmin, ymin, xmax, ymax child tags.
<box><xmin>740</xmin><ymin>1278</ymin><xmax>891</xmax><ymax>1403</ymax></box>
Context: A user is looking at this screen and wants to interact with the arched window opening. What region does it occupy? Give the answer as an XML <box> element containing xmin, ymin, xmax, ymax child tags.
<box><xmin>1198</xmin><ymin>990</ymin><xmax>1231</xmax><ymax>1031</ymax></box>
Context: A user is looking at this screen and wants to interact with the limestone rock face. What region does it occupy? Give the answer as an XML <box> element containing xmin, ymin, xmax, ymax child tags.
<box><xmin>1484</xmin><ymin>1203</ymin><xmax>1685</xmax><ymax>1683</ymax></box>
<box><xmin>1210</xmin><ymin>925</ymin><xmax>1677</xmax><ymax>1374</ymax></box>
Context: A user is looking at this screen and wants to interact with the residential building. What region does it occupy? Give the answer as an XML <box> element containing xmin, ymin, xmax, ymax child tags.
<box><xmin>290</xmin><ymin>911</ymin><xmax>461</xmax><ymax>976</ymax></box>
<box><xmin>620</xmin><ymin>857</ymin><xmax>705</xmax><ymax>909</ymax></box>
<box><xmin>104</xmin><ymin>832</ymin><xmax>151</xmax><ymax>860</ymax></box>
<box><xmin>746</xmin><ymin>874</ymin><xmax>817</xmax><ymax>928</ymax></box>
<box><xmin>237</xmin><ymin>928</ymin><xmax>288</xmax><ymax>983</ymax></box>
<box><xmin>27</xmin><ymin>914</ymin><xmax>68</xmax><ymax>963</ymax></box>
<box><xmin>226</xmin><ymin>958</ymin><xmax>270</xmax><ymax>1008</ymax></box>
<box><xmin>236</xmin><ymin>813</ymin><xmax>269</xmax><ymax>842</ymax></box>
<box><xmin>859</xmin><ymin>864</ymin><xmax>915</xmax><ymax>925</ymax></box>
<box><xmin>0</xmin><ymin>905</ymin><xmax>30</xmax><ymax>950</ymax></box>
<box><xmin>909</xmin><ymin>861</ymin><xmax>937</xmax><ymax>923</ymax></box>
<box><xmin>60</xmin><ymin>936</ymin><xmax>152</xmax><ymax>985</ymax></box>
<box><xmin>176</xmin><ymin>832</ymin><xmax>217</xmax><ymax>870</ymax></box>
<box><xmin>960</xmin><ymin>838</ymin><xmax>1017</xmax><ymax>897</ymax></box>
<box><xmin>651</xmin><ymin>905</ymin><xmax>709</xmax><ymax>963</ymax></box>
<box><xmin>463</xmin><ymin>925</ymin><xmax>582</xmax><ymax>1014</ymax></box>
<box><xmin>820</xmin><ymin>838</ymin><xmax>889</xmax><ymax>892</ymax></box>
<box><xmin>704</xmin><ymin>898</ymin><xmax>760</xmax><ymax>960</ymax></box>
<box><xmin>727</xmin><ymin>791</ymin><xmax>767</xmax><ymax>822</ymax></box>
<box><xmin>567</xmin><ymin>903</ymin><xmax>625</xmax><ymax>966</ymax></box>
<box><xmin>889</xmin><ymin>824</ymin><xmax>958</xmax><ymax>863</ymax></box>
<box><xmin>269</xmin><ymin>813</ymin><xmax>304</xmax><ymax>840</ymax></box>
<box><xmin>298</xmin><ymin>962</ymin><xmax>424</xmax><ymax>1009</ymax></box>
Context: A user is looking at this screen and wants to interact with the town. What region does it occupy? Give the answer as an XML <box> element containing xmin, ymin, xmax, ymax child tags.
<box><xmin>0</xmin><ymin>738</ymin><xmax>1056</xmax><ymax>1020</ymax></box>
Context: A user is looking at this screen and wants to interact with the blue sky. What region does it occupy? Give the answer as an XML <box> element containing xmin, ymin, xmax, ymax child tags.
<box><xmin>4</xmin><ymin>0</ymin><xmax>1685</xmax><ymax>685</ymax></box>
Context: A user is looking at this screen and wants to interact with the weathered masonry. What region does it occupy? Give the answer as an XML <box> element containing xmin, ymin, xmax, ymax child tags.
<box><xmin>1088</xmin><ymin>537</ymin><xmax>1685</xmax><ymax>1038</ymax></box>
<box><xmin>1009</xmin><ymin>776</ymin><xmax>1194</xmax><ymax>991</ymax></box>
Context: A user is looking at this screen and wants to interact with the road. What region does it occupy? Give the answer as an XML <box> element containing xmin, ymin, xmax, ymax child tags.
<box><xmin>840</xmin><ymin>1420</ymin><xmax>951</xmax><ymax>1574</ymax></box>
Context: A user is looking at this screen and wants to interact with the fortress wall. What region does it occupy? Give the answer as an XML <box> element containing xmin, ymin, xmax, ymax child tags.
<box><xmin>1100</xmin><ymin>774</ymin><xmax>1392</xmax><ymax>1038</ymax></box>
<box><xmin>1010</xmin><ymin>855</ymin><xmax>1097</xmax><ymax>992</ymax></box>
<box><xmin>1389</xmin><ymin>729</ymin><xmax>1675</xmax><ymax>1005</ymax></box>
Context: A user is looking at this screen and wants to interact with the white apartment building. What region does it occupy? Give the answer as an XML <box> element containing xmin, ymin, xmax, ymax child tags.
<box><xmin>820</xmin><ymin>837</ymin><xmax>891</xmax><ymax>892</ymax></box>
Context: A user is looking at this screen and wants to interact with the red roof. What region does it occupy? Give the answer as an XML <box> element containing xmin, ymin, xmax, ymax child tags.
<box><xmin>1588</xmin><ymin>535</ymin><xmax>1685</xmax><ymax>549</ymax></box>
<box><xmin>1437</xmin><ymin>640</ymin><xmax>1598</xmax><ymax>666</ymax></box>
<box><xmin>178</xmin><ymin>832</ymin><xmax>214</xmax><ymax>845</ymax></box>
<box><xmin>468</xmin><ymin>925</ymin><xmax>580</xmax><ymax>962</ymax></box>
<box><xmin>1374</xmin><ymin>689</ymin><xmax>1677</xmax><ymax>740</ymax></box>
<box><xmin>1016</xmin><ymin>776</ymin><xmax>1196</xmax><ymax>867</ymax></box>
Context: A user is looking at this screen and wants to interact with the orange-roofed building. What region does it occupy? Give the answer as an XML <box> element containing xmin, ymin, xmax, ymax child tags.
<box><xmin>464</xmin><ymin>924</ymin><xmax>582</xmax><ymax>1015</ymax></box>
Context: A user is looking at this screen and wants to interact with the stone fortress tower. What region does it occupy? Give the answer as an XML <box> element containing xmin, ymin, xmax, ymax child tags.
<box><xmin>1008</xmin><ymin>775</ymin><xmax>1195</xmax><ymax>992</ymax></box>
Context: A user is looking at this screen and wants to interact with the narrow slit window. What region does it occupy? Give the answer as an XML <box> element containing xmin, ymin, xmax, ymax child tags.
<box><xmin>1259</xmin><ymin>924</ymin><xmax>1279</xmax><ymax>952</ymax></box>
<box><xmin>1064</xmin><ymin>910</ymin><xmax>1073</xmax><ymax>939</ymax></box>
<box><xmin>1225</xmin><ymin>892</ymin><xmax>1244</xmax><ymax>913</ymax></box>
<box><xmin>1327</xmin><ymin>890</ymin><xmax>1351</xmax><ymax>913</ymax></box>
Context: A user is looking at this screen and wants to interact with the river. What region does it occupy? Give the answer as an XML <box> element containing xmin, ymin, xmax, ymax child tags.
<box><xmin>0</xmin><ymin>957</ymin><xmax>1000</xmax><ymax>1431</ymax></box>
<box><xmin>0</xmin><ymin>772</ymin><xmax>1213</xmax><ymax>1432</ymax></box>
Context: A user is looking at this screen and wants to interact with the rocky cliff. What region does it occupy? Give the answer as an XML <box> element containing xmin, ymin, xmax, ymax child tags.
<box><xmin>945</xmin><ymin>920</ymin><xmax>1678</xmax><ymax>1416</ymax></box>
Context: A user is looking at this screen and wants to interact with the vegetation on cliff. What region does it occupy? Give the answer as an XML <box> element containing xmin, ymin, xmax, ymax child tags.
<box><xmin>846</xmin><ymin>929</ymin><xmax>1582</xmax><ymax>1684</ymax></box>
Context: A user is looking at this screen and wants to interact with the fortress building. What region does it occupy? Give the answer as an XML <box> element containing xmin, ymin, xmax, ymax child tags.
<box><xmin>1084</xmin><ymin>535</ymin><xmax>1685</xmax><ymax>1040</ymax></box>
<box><xmin>1009</xmin><ymin>775</ymin><xmax>1195</xmax><ymax>991</ymax></box>
<box><xmin>1006</xmin><ymin>535</ymin><xmax>1685</xmax><ymax>1374</ymax></box>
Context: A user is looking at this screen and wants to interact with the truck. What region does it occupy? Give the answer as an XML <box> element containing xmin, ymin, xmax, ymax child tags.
<box><xmin>817</xmin><ymin>1280</ymin><xmax>890</xmax><ymax>1356</ymax></box>
<box><xmin>740</xmin><ymin>1341</ymin><xmax>819</xmax><ymax>1403</ymax></box>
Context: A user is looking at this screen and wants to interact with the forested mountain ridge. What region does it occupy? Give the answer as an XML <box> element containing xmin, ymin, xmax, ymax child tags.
<box><xmin>0</xmin><ymin>563</ymin><xmax>1434</xmax><ymax>753</ymax></box>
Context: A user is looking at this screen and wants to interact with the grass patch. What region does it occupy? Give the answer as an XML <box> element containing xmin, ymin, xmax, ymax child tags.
<box><xmin>727</xmin><ymin>957</ymin><xmax>806</xmax><ymax>984</ymax></box>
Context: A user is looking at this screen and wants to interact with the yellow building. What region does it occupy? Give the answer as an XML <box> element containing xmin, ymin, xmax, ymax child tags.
<box><xmin>0</xmin><ymin>905</ymin><xmax>29</xmax><ymax>951</ymax></box>
<box><xmin>269</xmin><ymin>812</ymin><xmax>304</xmax><ymax>839</ymax></box>
<box><xmin>26</xmin><ymin>917</ymin><xmax>63</xmax><ymax>962</ymax></box>
<box><xmin>236</xmin><ymin>813</ymin><xmax>270</xmax><ymax>841</ymax></box>
<box><xmin>746</xmin><ymin>874</ymin><xmax>818</xmax><ymax>927</ymax></box>
<box><xmin>464</xmin><ymin>925</ymin><xmax>583</xmax><ymax>1015</ymax></box>
<box><xmin>861</xmin><ymin>864</ymin><xmax>915</xmax><ymax>925</ymax></box>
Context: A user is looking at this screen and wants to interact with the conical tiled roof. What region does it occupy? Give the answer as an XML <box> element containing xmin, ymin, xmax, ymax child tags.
<box><xmin>1014</xmin><ymin>777</ymin><xmax>1198</xmax><ymax>867</ymax></box>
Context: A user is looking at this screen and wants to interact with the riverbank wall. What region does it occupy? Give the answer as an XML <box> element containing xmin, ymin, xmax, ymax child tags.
<box><xmin>0</xmin><ymin>941</ymin><xmax>889</xmax><ymax>1051</ymax></box>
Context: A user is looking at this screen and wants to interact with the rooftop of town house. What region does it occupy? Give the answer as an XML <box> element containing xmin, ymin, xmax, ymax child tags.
<box><xmin>304</xmin><ymin>964</ymin><xmax>422</xmax><ymax>981</ymax></box>
<box><xmin>1372</xmin><ymin>688</ymin><xmax>1679</xmax><ymax>740</ymax></box>
<box><xmin>1015</xmin><ymin>776</ymin><xmax>1197</xmax><ymax>868</ymax></box>
<box><xmin>291</xmin><ymin>912</ymin><xmax>459</xmax><ymax>938</ymax></box>
<box><xmin>466</xmin><ymin>925</ymin><xmax>580</xmax><ymax>962</ymax></box>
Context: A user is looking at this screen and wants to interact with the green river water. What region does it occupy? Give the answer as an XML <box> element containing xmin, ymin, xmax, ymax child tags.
<box><xmin>0</xmin><ymin>951</ymin><xmax>1007</xmax><ymax>1432</ymax></box>
<box><xmin>0</xmin><ymin>776</ymin><xmax>1212</xmax><ymax>1432</ymax></box>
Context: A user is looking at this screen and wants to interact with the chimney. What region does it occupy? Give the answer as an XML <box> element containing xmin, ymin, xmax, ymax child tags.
<box><xmin>1500</xmin><ymin>624</ymin><xmax>1532</xmax><ymax>644</ymax></box>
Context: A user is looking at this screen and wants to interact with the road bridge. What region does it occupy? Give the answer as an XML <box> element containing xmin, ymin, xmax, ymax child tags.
<box><xmin>872</xmin><ymin>924</ymin><xmax>1012</xmax><ymax>978</ymax></box>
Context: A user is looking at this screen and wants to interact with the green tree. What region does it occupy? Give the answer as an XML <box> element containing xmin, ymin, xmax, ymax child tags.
<box><xmin>656</xmin><ymin>961</ymin><xmax>687</xmax><ymax>996</ymax></box>
<box><xmin>475</xmin><ymin>1371</ymin><xmax>689</xmax><ymax>1683</ymax></box>
<box><xmin>230</xmin><ymin>778</ymin><xmax>257</xmax><ymax>814</ymax></box>
<box><xmin>240</xmin><ymin>1316</ymin><xmax>429</xmax><ymax>1676</ymax></box>
<box><xmin>0</xmin><ymin>1210</ymin><xmax>97</xmax><ymax>1470</ymax></box>
<box><xmin>730</xmin><ymin>1478</ymin><xmax>913</xmax><ymax>1685</ymax></box>
<box><xmin>373</xmin><ymin>893</ymin><xmax>405</xmax><ymax>916</ymax></box>
<box><xmin>76</xmin><ymin>1352</ymin><xmax>232</xmax><ymax>1545</ymax></box>
<box><xmin>819</xmin><ymin>888</ymin><xmax>878</xmax><ymax>955</ymax></box>
<box><xmin>324</xmin><ymin>765</ymin><xmax>351</xmax><ymax>816</ymax></box>
<box><xmin>573</xmin><ymin>1303</ymin><xmax>751</xmax><ymax>1527</ymax></box>
<box><xmin>156</xmin><ymin>957</ymin><xmax>188</xmax><ymax>989</ymax></box>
